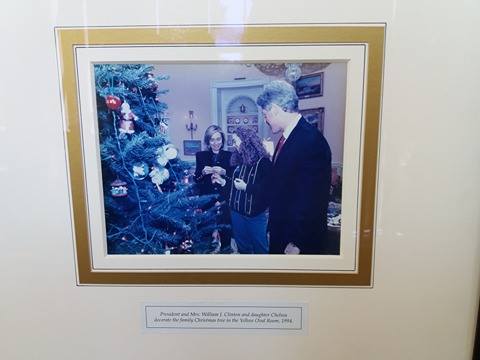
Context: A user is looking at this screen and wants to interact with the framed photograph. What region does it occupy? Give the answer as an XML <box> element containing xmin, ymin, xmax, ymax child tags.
<box><xmin>55</xmin><ymin>25</ymin><xmax>384</xmax><ymax>286</ymax></box>
<box><xmin>183</xmin><ymin>140</ymin><xmax>202</xmax><ymax>156</ymax></box>
<box><xmin>295</xmin><ymin>72</ymin><xmax>324</xmax><ymax>99</ymax></box>
<box><xmin>301</xmin><ymin>107</ymin><xmax>325</xmax><ymax>133</ymax></box>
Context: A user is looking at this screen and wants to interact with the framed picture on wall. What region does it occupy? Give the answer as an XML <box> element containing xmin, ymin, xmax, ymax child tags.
<box><xmin>295</xmin><ymin>72</ymin><xmax>324</xmax><ymax>99</ymax></box>
<box><xmin>183</xmin><ymin>140</ymin><xmax>202</xmax><ymax>156</ymax></box>
<box><xmin>301</xmin><ymin>107</ymin><xmax>325</xmax><ymax>133</ymax></box>
<box><xmin>55</xmin><ymin>24</ymin><xmax>384</xmax><ymax>286</ymax></box>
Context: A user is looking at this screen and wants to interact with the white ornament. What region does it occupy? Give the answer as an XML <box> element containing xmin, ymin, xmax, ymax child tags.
<box><xmin>156</xmin><ymin>147</ymin><xmax>168</xmax><ymax>166</ymax></box>
<box><xmin>285</xmin><ymin>63</ymin><xmax>302</xmax><ymax>82</ymax></box>
<box><xmin>157</xmin><ymin>156</ymin><xmax>168</xmax><ymax>166</ymax></box>
<box><xmin>120</xmin><ymin>101</ymin><xmax>139</xmax><ymax>121</ymax></box>
<box><xmin>132</xmin><ymin>162</ymin><xmax>148</xmax><ymax>180</ymax></box>
<box><xmin>149</xmin><ymin>167</ymin><xmax>170</xmax><ymax>191</ymax></box>
<box><xmin>120</xmin><ymin>101</ymin><xmax>131</xmax><ymax>114</ymax></box>
<box><xmin>163</xmin><ymin>144</ymin><xmax>178</xmax><ymax>160</ymax></box>
<box><xmin>160</xmin><ymin>167</ymin><xmax>170</xmax><ymax>181</ymax></box>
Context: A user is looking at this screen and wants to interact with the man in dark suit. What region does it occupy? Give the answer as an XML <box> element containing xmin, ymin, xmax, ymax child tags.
<box><xmin>257</xmin><ymin>80</ymin><xmax>332</xmax><ymax>254</ymax></box>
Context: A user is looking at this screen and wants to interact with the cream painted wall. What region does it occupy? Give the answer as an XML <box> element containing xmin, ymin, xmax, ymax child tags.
<box><xmin>155</xmin><ymin>62</ymin><xmax>347</xmax><ymax>162</ymax></box>
<box><xmin>153</xmin><ymin>63</ymin><xmax>274</xmax><ymax>159</ymax></box>
<box><xmin>1</xmin><ymin>1</ymin><xmax>479</xmax><ymax>360</ymax></box>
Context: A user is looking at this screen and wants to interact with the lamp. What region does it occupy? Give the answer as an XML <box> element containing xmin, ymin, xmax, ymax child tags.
<box><xmin>185</xmin><ymin>110</ymin><xmax>198</xmax><ymax>139</ymax></box>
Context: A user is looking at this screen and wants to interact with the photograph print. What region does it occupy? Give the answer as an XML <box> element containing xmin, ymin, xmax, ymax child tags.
<box><xmin>94</xmin><ymin>62</ymin><xmax>346</xmax><ymax>256</ymax></box>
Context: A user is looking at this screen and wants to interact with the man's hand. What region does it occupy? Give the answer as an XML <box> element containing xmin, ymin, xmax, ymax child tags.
<box><xmin>234</xmin><ymin>178</ymin><xmax>247</xmax><ymax>191</ymax></box>
<box><xmin>284</xmin><ymin>242</ymin><xmax>301</xmax><ymax>255</ymax></box>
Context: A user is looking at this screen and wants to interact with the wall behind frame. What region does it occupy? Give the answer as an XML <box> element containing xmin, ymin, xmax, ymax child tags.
<box><xmin>1</xmin><ymin>1</ymin><xmax>479</xmax><ymax>359</ymax></box>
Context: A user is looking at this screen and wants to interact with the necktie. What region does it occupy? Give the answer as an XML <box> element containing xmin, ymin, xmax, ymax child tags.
<box><xmin>273</xmin><ymin>135</ymin><xmax>286</xmax><ymax>163</ymax></box>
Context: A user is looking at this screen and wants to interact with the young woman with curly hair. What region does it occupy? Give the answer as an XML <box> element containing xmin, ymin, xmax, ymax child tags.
<box><xmin>212</xmin><ymin>127</ymin><xmax>272</xmax><ymax>254</ymax></box>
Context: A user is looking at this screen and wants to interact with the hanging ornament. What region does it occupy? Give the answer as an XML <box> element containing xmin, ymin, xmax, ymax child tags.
<box><xmin>149</xmin><ymin>166</ymin><xmax>170</xmax><ymax>192</ymax></box>
<box><xmin>156</xmin><ymin>144</ymin><xmax>178</xmax><ymax>166</ymax></box>
<box><xmin>132</xmin><ymin>162</ymin><xmax>149</xmax><ymax>180</ymax></box>
<box><xmin>120</xmin><ymin>101</ymin><xmax>139</xmax><ymax>121</ymax></box>
<box><xmin>156</xmin><ymin>147</ymin><xmax>168</xmax><ymax>166</ymax></box>
<box><xmin>105</xmin><ymin>95</ymin><xmax>122</xmax><ymax>110</ymax></box>
<box><xmin>150</xmin><ymin>82</ymin><xmax>159</xmax><ymax>92</ymax></box>
<box><xmin>164</xmin><ymin>246</ymin><xmax>174</xmax><ymax>255</ymax></box>
<box><xmin>180</xmin><ymin>169</ymin><xmax>190</xmax><ymax>185</ymax></box>
<box><xmin>158</xmin><ymin>121</ymin><xmax>168</xmax><ymax>135</ymax></box>
<box><xmin>163</xmin><ymin>144</ymin><xmax>178</xmax><ymax>160</ymax></box>
<box><xmin>180</xmin><ymin>238</ymin><xmax>193</xmax><ymax>251</ymax></box>
<box><xmin>119</xmin><ymin>119</ymin><xmax>135</xmax><ymax>134</ymax></box>
<box><xmin>145</xmin><ymin>72</ymin><xmax>159</xmax><ymax>92</ymax></box>
<box><xmin>211</xmin><ymin>229</ymin><xmax>221</xmax><ymax>254</ymax></box>
<box><xmin>285</xmin><ymin>63</ymin><xmax>302</xmax><ymax>83</ymax></box>
<box><xmin>110</xmin><ymin>179</ymin><xmax>128</xmax><ymax>197</ymax></box>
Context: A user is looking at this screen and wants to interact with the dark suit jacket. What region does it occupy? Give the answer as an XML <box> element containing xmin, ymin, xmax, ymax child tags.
<box><xmin>269</xmin><ymin>117</ymin><xmax>332</xmax><ymax>254</ymax></box>
<box><xmin>194</xmin><ymin>150</ymin><xmax>233</xmax><ymax>196</ymax></box>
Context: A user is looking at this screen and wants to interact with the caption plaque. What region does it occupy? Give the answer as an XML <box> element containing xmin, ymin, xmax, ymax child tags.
<box><xmin>143</xmin><ymin>302</ymin><xmax>307</xmax><ymax>334</ymax></box>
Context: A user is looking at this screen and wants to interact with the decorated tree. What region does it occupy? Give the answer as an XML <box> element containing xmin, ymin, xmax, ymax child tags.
<box><xmin>95</xmin><ymin>64</ymin><xmax>224</xmax><ymax>254</ymax></box>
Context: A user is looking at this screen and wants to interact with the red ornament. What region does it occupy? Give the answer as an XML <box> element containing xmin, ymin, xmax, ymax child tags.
<box><xmin>105</xmin><ymin>95</ymin><xmax>122</xmax><ymax>110</ymax></box>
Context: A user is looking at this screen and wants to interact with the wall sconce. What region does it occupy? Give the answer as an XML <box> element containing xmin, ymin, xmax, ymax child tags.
<box><xmin>185</xmin><ymin>110</ymin><xmax>198</xmax><ymax>139</ymax></box>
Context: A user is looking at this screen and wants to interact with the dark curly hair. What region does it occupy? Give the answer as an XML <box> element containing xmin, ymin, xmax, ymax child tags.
<box><xmin>230</xmin><ymin>127</ymin><xmax>269</xmax><ymax>167</ymax></box>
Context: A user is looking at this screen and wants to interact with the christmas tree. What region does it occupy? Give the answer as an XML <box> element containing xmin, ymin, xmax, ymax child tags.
<box><xmin>94</xmin><ymin>64</ymin><xmax>224</xmax><ymax>254</ymax></box>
